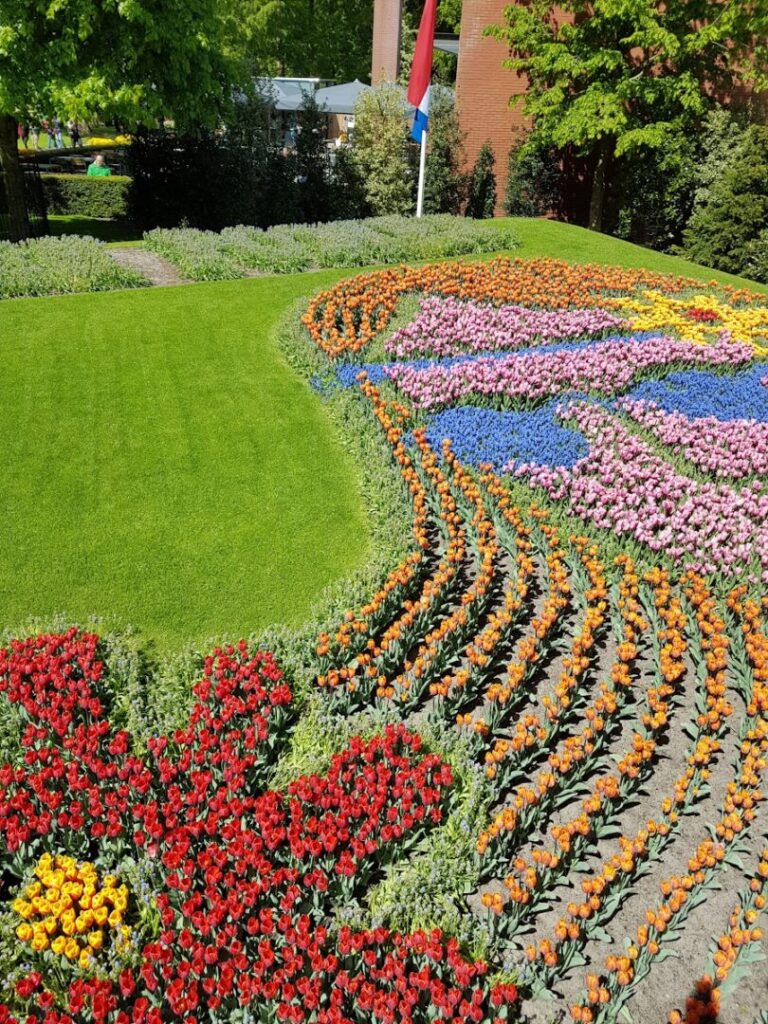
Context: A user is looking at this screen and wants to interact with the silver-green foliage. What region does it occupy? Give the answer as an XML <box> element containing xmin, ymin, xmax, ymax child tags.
<box><xmin>0</xmin><ymin>236</ymin><xmax>146</xmax><ymax>298</ymax></box>
<box><xmin>145</xmin><ymin>215</ymin><xmax>520</xmax><ymax>282</ymax></box>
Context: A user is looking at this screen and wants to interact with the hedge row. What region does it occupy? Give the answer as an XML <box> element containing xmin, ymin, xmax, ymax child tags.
<box><xmin>41</xmin><ymin>174</ymin><xmax>131</xmax><ymax>220</ymax></box>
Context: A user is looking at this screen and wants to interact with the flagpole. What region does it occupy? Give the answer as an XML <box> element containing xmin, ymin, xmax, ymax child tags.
<box><xmin>407</xmin><ymin>0</ymin><xmax>437</xmax><ymax>220</ymax></box>
<box><xmin>416</xmin><ymin>129</ymin><xmax>427</xmax><ymax>218</ymax></box>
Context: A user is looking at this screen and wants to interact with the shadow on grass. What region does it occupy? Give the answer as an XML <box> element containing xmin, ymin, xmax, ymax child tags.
<box><xmin>48</xmin><ymin>215</ymin><xmax>142</xmax><ymax>245</ymax></box>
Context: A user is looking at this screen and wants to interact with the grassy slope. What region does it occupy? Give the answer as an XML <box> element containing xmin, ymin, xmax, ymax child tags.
<box><xmin>503</xmin><ymin>217</ymin><xmax>768</xmax><ymax>292</ymax></box>
<box><xmin>0</xmin><ymin>270</ymin><xmax>365</xmax><ymax>651</ymax></box>
<box><xmin>1</xmin><ymin>218</ymin><xmax>765</xmax><ymax>653</ymax></box>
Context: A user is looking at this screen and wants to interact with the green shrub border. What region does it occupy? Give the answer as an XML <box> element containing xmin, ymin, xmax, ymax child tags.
<box><xmin>41</xmin><ymin>173</ymin><xmax>132</xmax><ymax>219</ymax></box>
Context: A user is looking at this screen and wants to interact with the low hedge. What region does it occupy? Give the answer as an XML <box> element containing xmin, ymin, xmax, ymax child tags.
<box><xmin>41</xmin><ymin>173</ymin><xmax>132</xmax><ymax>219</ymax></box>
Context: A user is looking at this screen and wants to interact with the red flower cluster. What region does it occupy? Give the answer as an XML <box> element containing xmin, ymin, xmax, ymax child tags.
<box><xmin>685</xmin><ymin>308</ymin><xmax>721</xmax><ymax>323</ymax></box>
<box><xmin>0</xmin><ymin>630</ymin><xmax>519</xmax><ymax>1024</ymax></box>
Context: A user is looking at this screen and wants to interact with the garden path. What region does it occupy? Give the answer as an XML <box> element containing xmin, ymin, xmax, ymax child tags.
<box><xmin>108</xmin><ymin>246</ymin><xmax>186</xmax><ymax>286</ymax></box>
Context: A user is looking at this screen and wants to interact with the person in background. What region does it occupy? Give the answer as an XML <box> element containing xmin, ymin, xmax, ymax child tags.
<box><xmin>52</xmin><ymin>116</ymin><xmax>63</xmax><ymax>148</ymax></box>
<box><xmin>68</xmin><ymin>120</ymin><xmax>81</xmax><ymax>148</ymax></box>
<box><xmin>29</xmin><ymin>123</ymin><xmax>39</xmax><ymax>149</ymax></box>
<box><xmin>20</xmin><ymin>123</ymin><xmax>30</xmax><ymax>148</ymax></box>
<box><xmin>87</xmin><ymin>152</ymin><xmax>112</xmax><ymax>177</ymax></box>
<box><xmin>42</xmin><ymin>119</ymin><xmax>54</xmax><ymax>148</ymax></box>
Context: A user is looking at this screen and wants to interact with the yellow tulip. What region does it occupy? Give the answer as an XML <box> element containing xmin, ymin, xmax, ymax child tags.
<box><xmin>51</xmin><ymin>935</ymin><xmax>67</xmax><ymax>956</ymax></box>
<box><xmin>15</xmin><ymin>923</ymin><xmax>33</xmax><ymax>942</ymax></box>
<box><xmin>64</xmin><ymin>939</ymin><xmax>80</xmax><ymax>960</ymax></box>
<box><xmin>87</xmin><ymin>930</ymin><xmax>104</xmax><ymax>950</ymax></box>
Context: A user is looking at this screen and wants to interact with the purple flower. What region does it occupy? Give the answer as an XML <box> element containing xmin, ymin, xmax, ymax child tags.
<box><xmin>385</xmin><ymin>296</ymin><xmax>626</xmax><ymax>359</ymax></box>
<box><xmin>384</xmin><ymin>335</ymin><xmax>752</xmax><ymax>411</ymax></box>
<box><xmin>508</xmin><ymin>403</ymin><xmax>768</xmax><ymax>581</ymax></box>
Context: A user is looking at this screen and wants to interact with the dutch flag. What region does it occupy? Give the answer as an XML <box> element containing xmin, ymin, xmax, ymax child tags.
<box><xmin>407</xmin><ymin>0</ymin><xmax>437</xmax><ymax>144</ymax></box>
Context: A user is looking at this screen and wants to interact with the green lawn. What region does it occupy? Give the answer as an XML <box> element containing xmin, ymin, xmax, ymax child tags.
<box><xmin>0</xmin><ymin>271</ymin><xmax>366</xmax><ymax>651</ymax></box>
<box><xmin>1</xmin><ymin>218</ymin><xmax>765</xmax><ymax>654</ymax></box>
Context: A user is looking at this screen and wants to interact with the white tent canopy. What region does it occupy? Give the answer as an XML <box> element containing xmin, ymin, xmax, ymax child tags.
<box><xmin>314</xmin><ymin>80</ymin><xmax>372</xmax><ymax>115</ymax></box>
<box><xmin>254</xmin><ymin>78</ymin><xmax>320</xmax><ymax>112</ymax></box>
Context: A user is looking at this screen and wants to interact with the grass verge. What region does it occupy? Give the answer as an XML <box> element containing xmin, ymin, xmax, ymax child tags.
<box><xmin>0</xmin><ymin>271</ymin><xmax>368</xmax><ymax>651</ymax></box>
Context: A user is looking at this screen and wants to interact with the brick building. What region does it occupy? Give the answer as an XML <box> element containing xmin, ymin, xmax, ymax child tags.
<box><xmin>372</xmin><ymin>0</ymin><xmax>526</xmax><ymax>210</ymax></box>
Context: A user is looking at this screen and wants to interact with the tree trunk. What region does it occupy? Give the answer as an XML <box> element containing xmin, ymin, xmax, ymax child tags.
<box><xmin>588</xmin><ymin>138</ymin><xmax>611</xmax><ymax>233</ymax></box>
<box><xmin>0</xmin><ymin>113</ymin><xmax>30</xmax><ymax>242</ymax></box>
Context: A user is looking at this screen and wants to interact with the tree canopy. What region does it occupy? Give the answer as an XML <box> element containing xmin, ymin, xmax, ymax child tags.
<box><xmin>225</xmin><ymin>0</ymin><xmax>374</xmax><ymax>81</ymax></box>
<box><xmin>0</xmin><ymin>0</ymin><xmax>234</xmax><ymax>239</ymax></box>
<box><xmin>0</xmin><ymin>0</ymin><xmax>233</xmax><ymax>126</ymax></box>
<box><xmin>491</xmin><ymin>0</ymin><xmax>768</xmax><ymax>229</ymax></box>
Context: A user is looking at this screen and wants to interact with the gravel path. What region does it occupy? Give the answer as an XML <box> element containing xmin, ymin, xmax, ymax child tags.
<box><xmin>109</xmin><ymin>247</ymin><xmax>187</xmax><ymax>287</ymax></box>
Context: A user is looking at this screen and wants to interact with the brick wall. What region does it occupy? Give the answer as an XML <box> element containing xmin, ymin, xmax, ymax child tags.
<box><xmin>455</xmin><ymin>0</ymin><xmax>530</xmax><ymax>214</ymax></box>
<box><xmin>372</xmin><ymin>0</ymin><xmax>403</xmax><ymax>83</ymax></box>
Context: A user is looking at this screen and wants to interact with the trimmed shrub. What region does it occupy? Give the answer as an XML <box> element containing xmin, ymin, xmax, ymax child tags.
<box><xmin>328</xmin><ymin>148</ymin><xmax>369</xmax><ymax>220</ymax></box>
<box><xmin>744</xmin><ymin>229</ymin><xmax>768</xmax><ymax>283</ymax></box>
<box><xmin>466</xmin><ymin>142</ymin><xmax>497</xmax><ymax>219</ymax></box>
<box><xmin>423</xmin><ymin>86</ymin><xmax>467</xmax><ymax>216</ymax></box>
<box><xmin>295</xmin><ymin>95</ymin><xmax>333</xmax><ymax>224</ymax></box>
<box><xmin>612</xmin><ymin>132</ymin><xmax>698</xmax><ymax>251</ymax></box>
<box><xmin>505</xmin><ymin>141</ymin><xmax>564</xmax><ymax>217</ymax></box>
<box><xmin>127</xmin><ymin>97</ymin><xmax>303</xmax><ymax>231</ymax></box>
<box><xmin>351</xmin><ymin>84</ymin><xmax>414</xmax><ymax>216</ymax></box>
<box><xmin>41</xmin><ymin>174</ymin><xmax>132</xmax><ymax>219</ymax></box>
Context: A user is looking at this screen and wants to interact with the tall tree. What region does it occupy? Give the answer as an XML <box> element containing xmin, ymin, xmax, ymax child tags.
<box><xmin>228</xmin><ymin>0</ymin><xmax>374</xmax><ymax>81</ymax></box>
<box><xmin>491</xmin><ymin>0</ymin><xmax>768</xmax><ymax>231</ymax></box>
<box><xmin>0</xmin><ymin>0</ymin><xmax>233</xmax><ymax>239</ymax></box>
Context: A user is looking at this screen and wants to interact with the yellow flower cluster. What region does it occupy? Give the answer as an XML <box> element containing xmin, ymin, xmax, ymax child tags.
<box><xmin>13</xmin><ymin>853</ymin><xmax>129</xmax><ymax>970</ymax></box>
<box><xmin>610</xmin><ymin>290</ymin><xmax>768</xmax><ymax>353</ymax></box>
<box><xmin>84</xmin><ymin>135</ymin><xmax>131</xmax><ymax>147</ymax></box>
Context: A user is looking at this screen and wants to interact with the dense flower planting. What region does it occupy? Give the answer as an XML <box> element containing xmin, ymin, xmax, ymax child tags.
<box><xmin>303</xmin><ymin>256</ymin><xmax>766</xmax><ymax>358</ymax></box>
<box><xmin>0</xmin><ymin>237</ymin><xmax>146</xmax><ymax>300</ymax></box>
<box><xmin>0</xmin><ymin>630</ymin><xmax>519</xmax><ymax>1024</ymax></box>
<box><xmin>301</xmin><ymin>257</ymin><xmax>768</xmax><ymax>1023</ymax></box>
<box><xmin>383</xmin><ymin>334</ymin><xmax>751</xmax><ymax>411</ymax></box>
<box><xmin>384</xmin><ymin>297</ymin><xmax>625</xmax><ymax>359</ymax></box>
<box><xmin>13</xmin><ymin>854</ymin><xmax>130</xmax><ymax>968</ymax></box>
<box><xmin>5</xmin><ymin>255</ymin><xmax>768</xmax><ymax>1023</ymax></box>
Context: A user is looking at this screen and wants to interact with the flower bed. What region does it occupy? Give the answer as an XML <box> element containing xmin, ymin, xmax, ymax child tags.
<box><xmin>143</xmin><ymin>215</ymin><xmax>521</xmax><ymax>281</ymax></box>
<box><xmin>0</xmin><ymin>630</ymin><xmax>518</xmax><ymax>1024</ymax></box>
<box><xmin>298</xmin><ymin>256</ymin><xmax>768</xmax><ymax>1023</ymax></box>
<box><xmin>0</xmin><ymin>237</ymin><xmax>146</xmax><ymax>299</ymax></box>
<box><xmin>5</xmin><ymin>253</ymin><xmax>768</xmax><ymax>1024</ymax></box>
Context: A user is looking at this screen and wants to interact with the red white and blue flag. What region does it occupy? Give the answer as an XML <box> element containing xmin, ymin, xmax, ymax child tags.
<box><xmin>407</xmin><ymin>0</ymin><xmax>437</xmax><ymax>143</ymax></box>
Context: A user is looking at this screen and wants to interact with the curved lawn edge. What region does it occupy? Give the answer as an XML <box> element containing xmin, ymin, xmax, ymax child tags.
<box><xmin>0</xmin><ymin>277</ymin><xmax>374</xmax><ymax>654</ymax></box>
